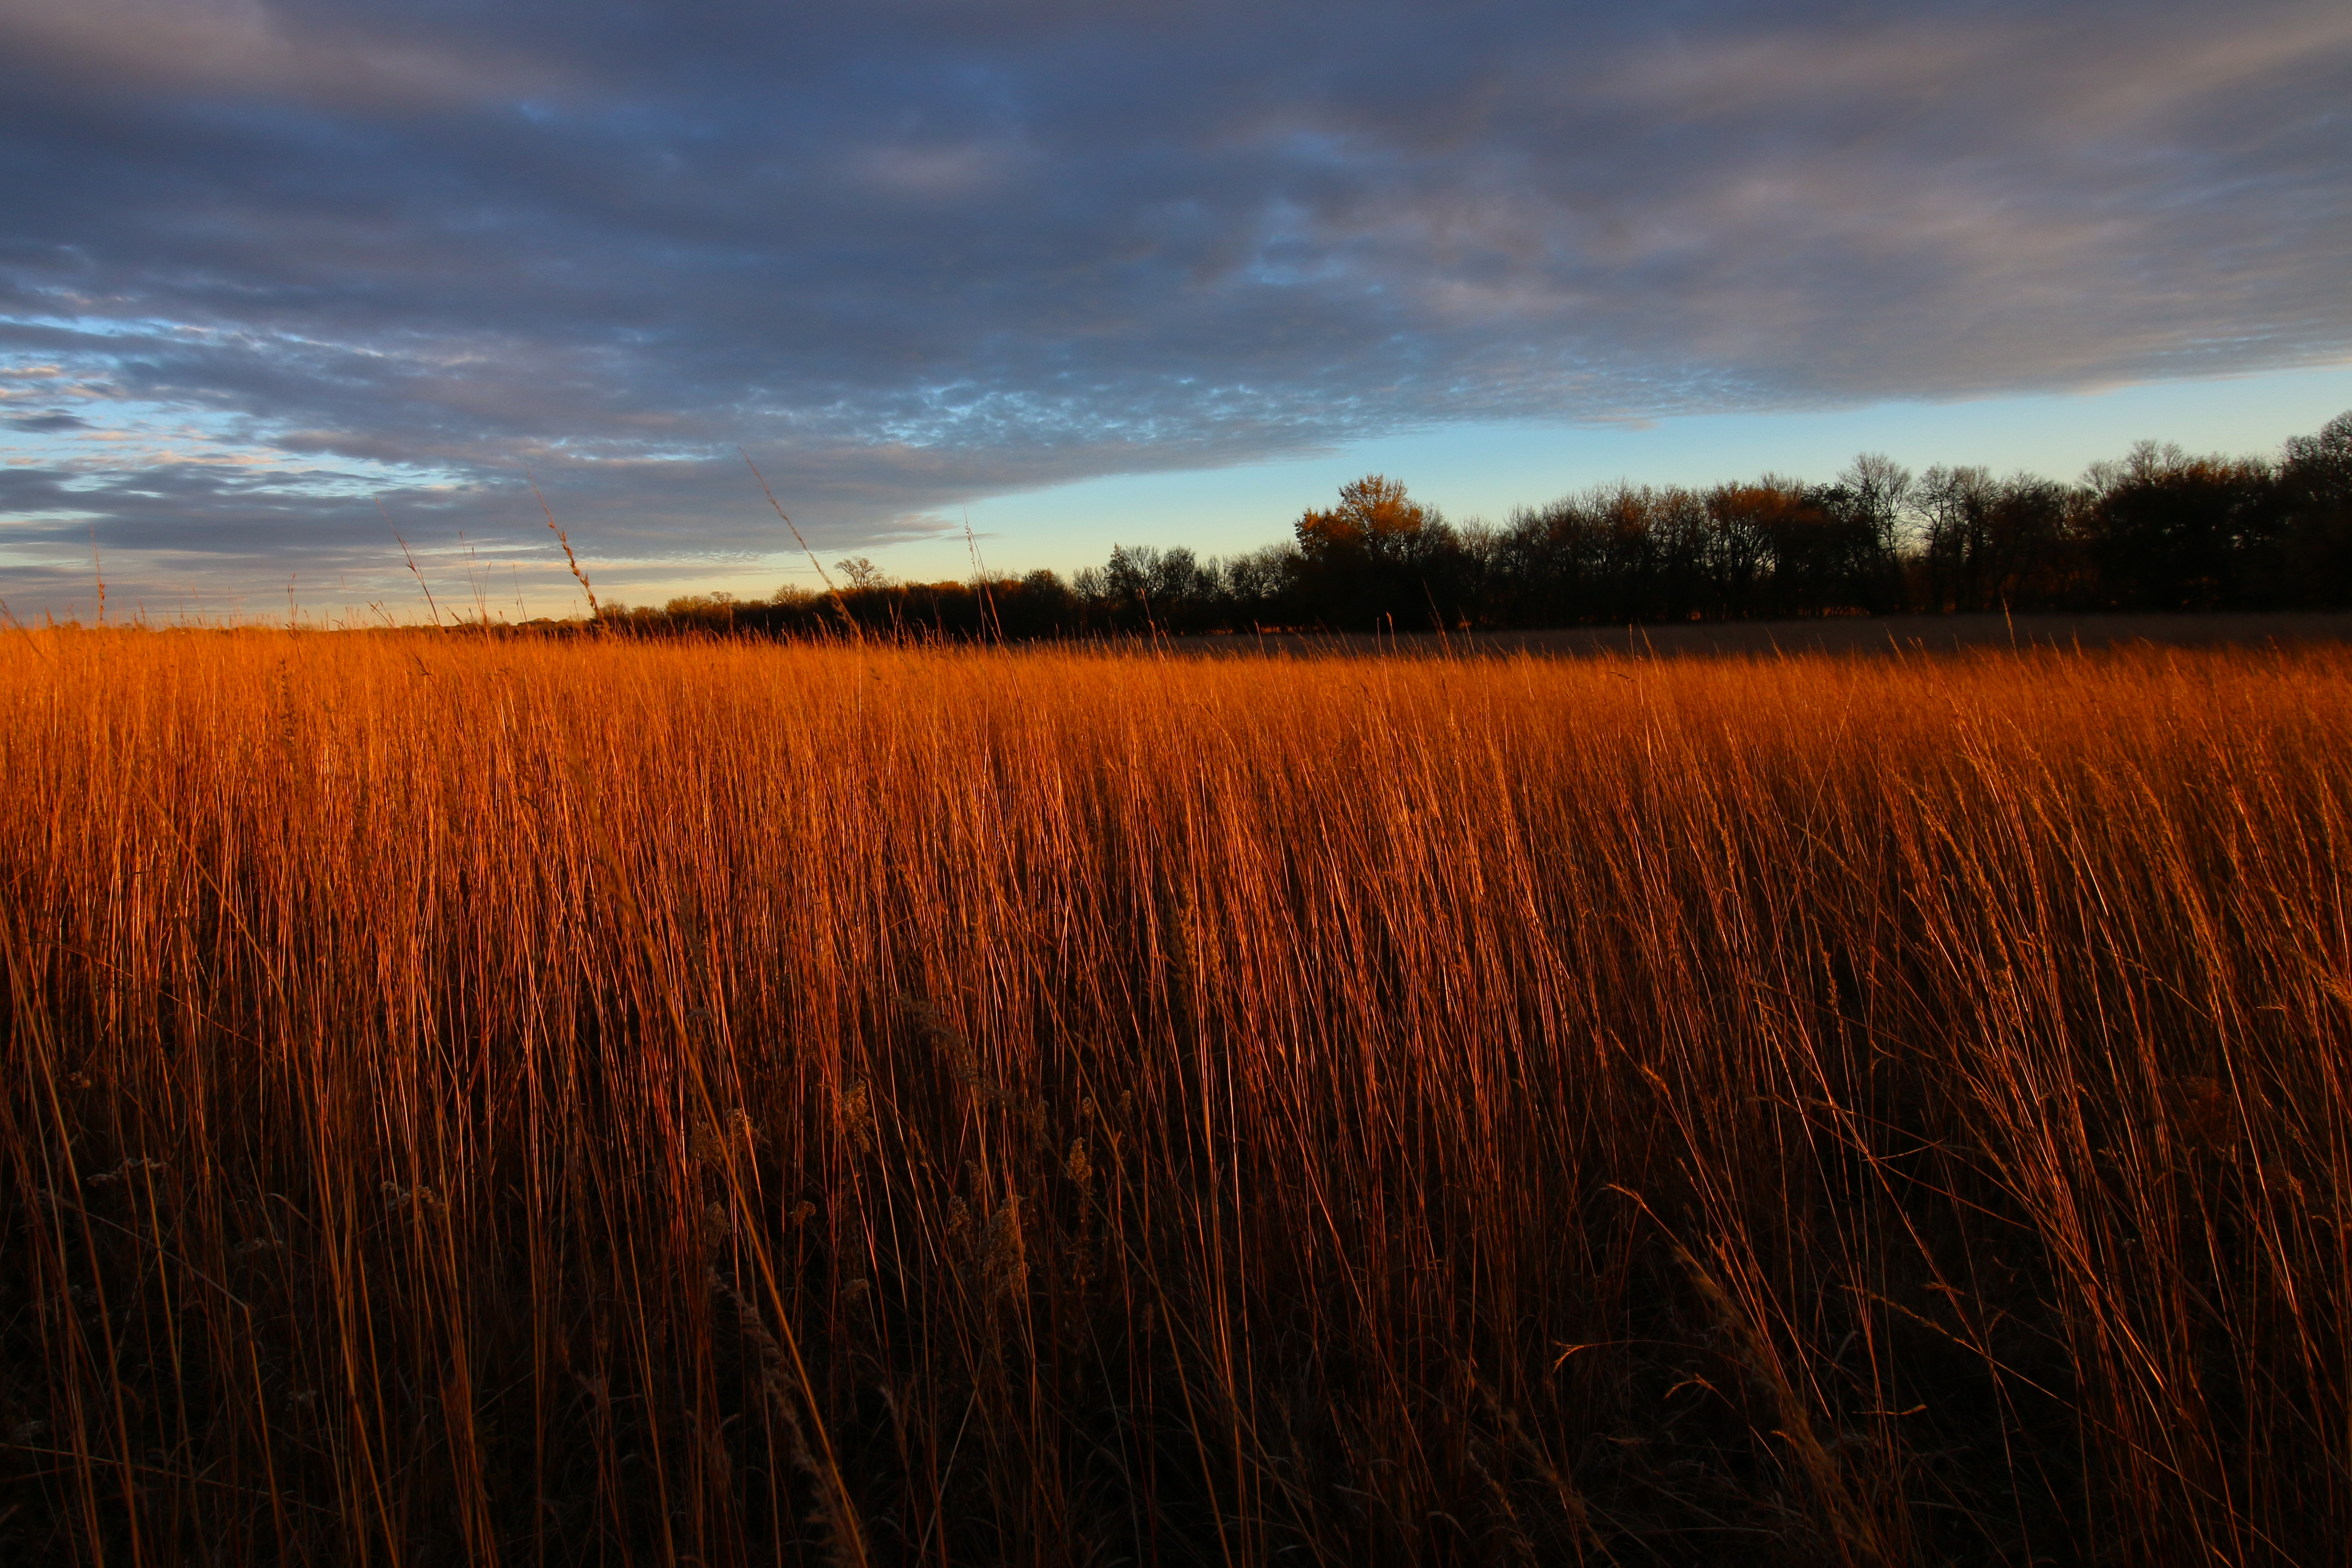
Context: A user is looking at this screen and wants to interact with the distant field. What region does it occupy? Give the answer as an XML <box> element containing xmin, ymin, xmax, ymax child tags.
<box><xmin>1176</xmin><ymin>608</ymin><xmax>2352</xmax><ymax>658</ymax></box>
<box><xmin>5</xmin><ymin>631</ymin><xmax>2349</xmax><ymax>1565</ymax></box>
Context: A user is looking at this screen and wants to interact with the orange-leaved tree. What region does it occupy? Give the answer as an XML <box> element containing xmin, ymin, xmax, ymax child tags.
<box><xmin>1295</xmin><ymin>474</ymin><xmax>1431</xmax><ymax>562</ymax></box>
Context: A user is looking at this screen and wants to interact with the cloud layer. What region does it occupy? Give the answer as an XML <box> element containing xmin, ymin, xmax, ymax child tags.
<box><xmin>3</xmin><ymin>0</ymin><xmax>2348</xmax><ymax>605</ymax></box>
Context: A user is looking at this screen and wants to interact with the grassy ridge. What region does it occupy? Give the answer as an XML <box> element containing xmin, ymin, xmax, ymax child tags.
<box><xmin>3</xmin><ymin>632</ymin><xmax>2348</xmax><ymax>1564</ymax></box>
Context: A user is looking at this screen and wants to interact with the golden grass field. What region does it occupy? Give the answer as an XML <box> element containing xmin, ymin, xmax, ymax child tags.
<box><xmin>4</xmin><ymin>630</ymin><xmax>2349</xmax><ymax>1565</ymax></box>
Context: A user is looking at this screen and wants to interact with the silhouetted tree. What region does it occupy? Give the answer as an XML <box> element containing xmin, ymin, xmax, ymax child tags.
<box><xmin>2084</xmin><ymin>442</ymin><xmax>2278</xmax><ymax>610</ymax></box>
<box><xmin>1221</xmin><ymin>544</ymin><xmax>1298</xmax><ymax>629</ymax></box>
<box><xmin>2265</xmin><ymin>411</ymin><xmax>2352</xmax><ymax>607</ymax></box>
<box><xmin>1914</xmin><ymin>468</ymin><xmax>2075</xmax><ymax>612</ymax></box>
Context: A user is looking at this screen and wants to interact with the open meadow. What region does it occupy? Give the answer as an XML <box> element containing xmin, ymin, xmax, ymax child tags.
<box><xmin>4</xmin><ymin>630</ymin><xmax>2350</xmax><ymax>1566</ymax></box>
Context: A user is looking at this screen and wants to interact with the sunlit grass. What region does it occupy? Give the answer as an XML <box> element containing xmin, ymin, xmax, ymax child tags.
<box><xmin>4</xmin><ymin>629</ymin><xmax>2348</xmax><ymax>1564</ymax></box>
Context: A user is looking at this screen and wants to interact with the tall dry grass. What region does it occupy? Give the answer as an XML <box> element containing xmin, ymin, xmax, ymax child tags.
<box><xmin>2</xmin><ymin>630</ymin><xmax>2348</xmax><ymax>1565</ymax></box>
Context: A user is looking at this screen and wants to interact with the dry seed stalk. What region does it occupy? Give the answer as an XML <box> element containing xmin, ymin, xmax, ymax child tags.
<box><xmin>531</xmin><ymin>472</ymin><xmax>601</xmax><ymax>622</ymax></box>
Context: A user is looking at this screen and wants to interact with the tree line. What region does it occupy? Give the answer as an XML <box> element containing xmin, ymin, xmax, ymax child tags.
<box><xmin>620</xmin><ymin>409</ymin><xmax>2352</xmax><ymax>638</ymax></box>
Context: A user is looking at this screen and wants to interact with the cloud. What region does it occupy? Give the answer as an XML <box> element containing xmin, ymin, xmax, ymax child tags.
<box><xmin>1</xmin><ymin>0</ymin><xmax>2347</xmax><ymax>603</ymax></box>
<box><xmin>0</xmin><ymin>0</ymin><xmax>569</xmax><ymax>107</ymax></box>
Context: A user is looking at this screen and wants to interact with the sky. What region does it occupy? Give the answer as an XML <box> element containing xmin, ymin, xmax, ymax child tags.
<box><xmin>2</xmin><ymin>0</ymin><xmax>2348</xmax><ymax>622</ymax></box>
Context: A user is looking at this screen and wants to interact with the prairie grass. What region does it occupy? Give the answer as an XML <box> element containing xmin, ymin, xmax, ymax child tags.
<box><xmin>3</xmin><ymin>630</ymin><xmax>2348</xmax><ymax>1565</ymax></box>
